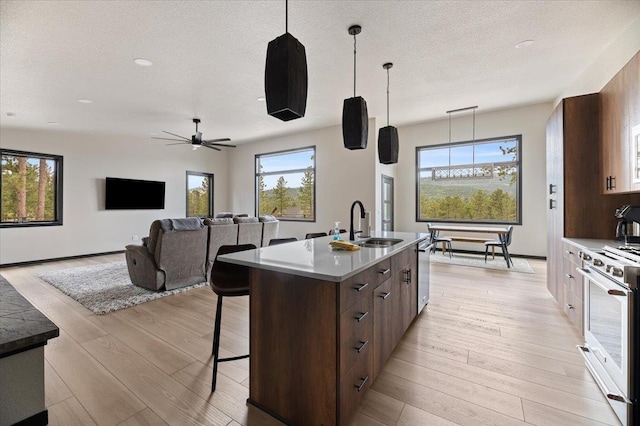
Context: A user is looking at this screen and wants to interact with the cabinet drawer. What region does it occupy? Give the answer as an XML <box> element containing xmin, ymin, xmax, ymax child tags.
<box><xmin>562</xmin><ymin>243</ymin><xmax>582</xmax><ymax>266</ymax></box>
<box><xmin>340</xmin><ymin>295</ymin><xmax>373</xmax><ymax>344</ymax></box>
<box><xmin>562</xmin><ymin>284</ymin><xmax>582</xmax><ymax>330</ymax></box>
<box><xmin>375</xmin><ymin>258</ymin><xmax>392</xmax><ymax>285</ymax></box>
<box><xmin>340</xmin><ymin>266</ymin><xmax>376</xmax><ymax>313</ymax></box>
<box><xmin>340</xmin><ymin>318</ymin><xmax>373</xmax><ymax>375</ymax></box>
<box><xmin>562</xmin><ymin>258</ymin><xmax>580</xmax><ymax>292</ymax></box>
<box><xmin>339</xmin><ymin>347</ymin><xmax>372</xmax><ymax>425</ymax></box>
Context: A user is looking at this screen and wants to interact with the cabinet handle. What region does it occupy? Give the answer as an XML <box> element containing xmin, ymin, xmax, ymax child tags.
<box><xmin>565</xmin><ymin>273</ymin><xmax>574</xmax><ymax>279</ymax></box>
<box><xmin>565</xmin><ymin>250</ymin><xmax>573</xmax><ymax>255</ymax></box>
<box><xmin>355</xmin><ymin>376</ymin><xmax>369</xmax><ymax>392</ymax></box>
<box><xmin>610</xmin><ymin>176</ymin><xmax>616</xmax><ymax>189</ymax></box>
<box><xmin>378</xmin><ymin>268</ymin><xmax>390</xmax><ymax>276</ymax></box>
<box><xmin>606</xmin><ymin>176</ymin><xmax>610</xmax><ymax>190</ymax></box>
<box><xmin>380</xmin><ymin>291</ymin><xmax>391</xmax><ymax>300</ymax></box>
<box><xmin>549</xmin><ymin>184</ymin><xmax>556</xmax><ymax>194</ymax></box>
<box><xmin>355</xmin><ymin>340</ymin><xmax>369</xmax><ymax>353</ymax></box>
<box><xmin>403</xmin><ymin>270</ymin><xmax>411</xmax><ymax>284</ymax></box>
<box><xmin>354</xmin><ymin>311</ymin><xmax>369</xmax><ymax>322</ymax></box>
<box><xmin>549</xmin><ymin>199</ymin><xmax>556</xmax><ymax>209</ymax></box>
<box><xmin>354</xmin><ymin>282</ymin><xmax>369</xmax><ymax>292</ymax></box>
<box><xmin>566</xmin><ymin>304</ymin><xmax>574</xmax><ymax>310</ymax></box>
<box><xmin>608</xmin><ymin>289</ymin><xmax>627</xmax><ymax>296</ymax></box>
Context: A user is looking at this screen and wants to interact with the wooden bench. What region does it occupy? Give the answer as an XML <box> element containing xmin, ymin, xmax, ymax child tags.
<box><xmin>438</xmin><ymin>236</ymin><xmax>498</xmax><ymax>258</ymax></box>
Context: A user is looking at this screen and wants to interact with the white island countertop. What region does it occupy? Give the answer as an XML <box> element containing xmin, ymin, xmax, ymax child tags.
<box><xmin>218</xmin><ymin>231</ymin><xmax>429</xmax><ymax>282</ymax></box>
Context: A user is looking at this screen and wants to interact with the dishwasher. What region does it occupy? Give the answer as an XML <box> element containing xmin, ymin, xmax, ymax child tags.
<box><xmin>418</xmin><ymin>242</ymin><xmax>433</xmax><ymax>314</ymax></box>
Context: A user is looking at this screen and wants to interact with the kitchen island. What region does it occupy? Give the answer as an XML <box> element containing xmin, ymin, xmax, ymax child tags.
<box><xmin>218</xmin><ymin>231</ymin><xmax>428</xmax><ymax>425</ymax></box>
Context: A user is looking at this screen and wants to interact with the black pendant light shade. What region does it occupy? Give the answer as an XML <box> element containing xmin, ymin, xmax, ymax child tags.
<box><xmin>264</xmin><ymin>1</ymin><xmax>308</xmax><ymax>121</ymax></box>
<box><xmin>343</xmin><ymin>96</ymin><xmax>368</xmax><ymax>150</ymax></box>
<box><xmin>378</xmin><ymin>126</ymin><xmax>399</xmax><ymax>164</ymax></box>
<box><xmin>378</xmin><ymin>62</ymin><xmax>399</xmax><ymax>164</ymax></box>
<box><xmin>343</xmin><ymin>25</ymin><xmax>368</xmax><ymax>150</ymax></box>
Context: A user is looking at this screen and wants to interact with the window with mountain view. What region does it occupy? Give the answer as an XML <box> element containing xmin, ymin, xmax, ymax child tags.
<box><xmin>1</xmin><ymin>149</ymin><xmax>63</xmax><ymax>227</ymax></box>
<box><xmin>186</xmin><ymin>171</ymin><xmax>213</xmax><ymax>218</ymax></box>
<box><xmin>256</xmin><ymin>146</ymin><xmax>315</xmax><ymax>221</ymax></box>
<box><xmin>416</xmin><ymin>135</ymin><xmax>521</xmax><ymax>224</ymax></box>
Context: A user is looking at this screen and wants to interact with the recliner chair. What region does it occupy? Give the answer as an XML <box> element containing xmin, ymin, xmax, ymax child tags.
<box><xmin>125</xmin><ymin>218</ymin><xmax>208</xmax><ymax>291</ymax></box>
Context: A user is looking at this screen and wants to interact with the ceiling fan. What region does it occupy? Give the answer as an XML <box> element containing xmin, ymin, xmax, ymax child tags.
<box><xmin>152</xmin><ymin>118</ymin><xmax>236</xmax><ymax>151</ymax></box>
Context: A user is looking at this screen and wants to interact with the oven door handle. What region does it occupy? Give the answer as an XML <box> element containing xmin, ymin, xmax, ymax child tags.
<box><xmin>576</xmin><ymin>268</ymin><xmax>630</xmax><ymax>297</ymax></box>
<box><xmin>577</xmin><ymin>345</ymin><xmax>633</xmax><ymax>405</ymax></box>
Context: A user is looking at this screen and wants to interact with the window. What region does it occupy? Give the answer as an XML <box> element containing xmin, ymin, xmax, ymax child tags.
<box><xmin>1</xmin><ymin>149</ymin><xmax>63</xmax><ymax>227</ymax></box>
<box><xmin>255</xmin><ymin>146</ymin><xmax>315</xmax><ymax>221</ymax></box>
<box><xmin>186</xmin><ymin>171</ymin><xmax>214</xmax><ymax>218</ymax></box>
<box><xmin>416</xmin><ymin>135</ymin><xmax>521</xmax><ymax>224</ymax></box>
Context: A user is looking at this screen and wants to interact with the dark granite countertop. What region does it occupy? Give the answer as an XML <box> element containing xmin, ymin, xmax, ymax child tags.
<box><xmin>0</xmin><ymin>274</ymin><xmax>59</xmax><ymax>357</ymax></box>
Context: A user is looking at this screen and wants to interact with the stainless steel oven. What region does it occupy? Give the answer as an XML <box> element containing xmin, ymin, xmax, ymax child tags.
<box><xmin>577</xmin><ymin>246</ymin><xmax>640</xmax><ymax>426</ymax></box>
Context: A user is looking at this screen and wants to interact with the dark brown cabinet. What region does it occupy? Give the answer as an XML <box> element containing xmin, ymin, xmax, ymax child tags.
<box><xmin>249</xmin><ymin>243</ymin><xmax>420</xmax><ymax>425</ymax></box>
<box><xmin>601</xmin><ymin>52</ymin><xmax>640</xmax><ymax>194</ymax></box>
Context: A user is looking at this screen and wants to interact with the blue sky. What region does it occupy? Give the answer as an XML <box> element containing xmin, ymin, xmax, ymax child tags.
<box><xmin>419</xmin><ymin>139</ymin><xmax>518</xmax><ymax>168</ymax></box>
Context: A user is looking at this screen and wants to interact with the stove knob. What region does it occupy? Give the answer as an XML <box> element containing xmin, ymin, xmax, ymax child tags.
<box><xmin>611</xmin><ymin>268</ymin><xmax>624</xmax><ymax>278</ymax></box>
<box><xmin>582</xmin><ymin>254</ymin><xmax>592</xmax><ymax>261</ymax></box>
<box><xmin>593</xmin><ymin>259</ymin><xmax>604</xmax><ymax>267</ymax></box>
<box><xmin>606</xmin><ymin>265</ymin><xmax>613</xmax><ymax>273</ymax></box>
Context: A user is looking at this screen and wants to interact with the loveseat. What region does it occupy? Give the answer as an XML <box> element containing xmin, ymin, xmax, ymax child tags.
<box><xmin>125</xmin><ymin>215</ymin><xmax>279</xmax><ymax>291</ymax></box>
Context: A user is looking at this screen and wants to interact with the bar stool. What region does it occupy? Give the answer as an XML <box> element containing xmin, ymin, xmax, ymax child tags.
<box><xmin>305</xmin><ymin>232</ymin><xmax>328</xmax><ymax>239</ymax></box>
<box><xmin>268</xmin><ymin>237</ymin><xmax>298</xmax><ymax>246</ymax></box>
<box><xmin>427</xmin><ymin>223</ymin><xmax>453</xmax><ymax>258</ymax></box>
<box><xmin>209</xmin><ymin>243</ymin><xmax>256</xmax><ymax>392</ymax></box>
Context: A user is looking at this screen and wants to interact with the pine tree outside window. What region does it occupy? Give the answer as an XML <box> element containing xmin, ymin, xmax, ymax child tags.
<box><xmin>186</xmin><ymin>171</ymin><xmax>214</xmax><ymax>218</ymax></box>
<box><xmin>1</xmin><ymin>149</ymin><xmax>63</xmax><ymax>227</ymax></box>
<box><xmin>255</xmin><ymin>146</ymin><xmax>315</xmax><ymax>221</ymax></box>
<box><xmin>416</xmin><ymin>135</ymin><xmax>522</xmax><ymax>224</ymax></box>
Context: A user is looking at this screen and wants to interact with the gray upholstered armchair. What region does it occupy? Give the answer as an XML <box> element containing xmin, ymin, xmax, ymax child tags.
<box><xmin>125</xmin><ymin>218</ymin><xmax>208</xmax><ymax>291</ymax></box>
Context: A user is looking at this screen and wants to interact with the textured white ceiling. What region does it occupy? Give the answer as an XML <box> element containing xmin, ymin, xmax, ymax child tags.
<box><xmin>1</xmin><ymin>0</ymin><xmax>639</xmax><ymax>144</ymax></box>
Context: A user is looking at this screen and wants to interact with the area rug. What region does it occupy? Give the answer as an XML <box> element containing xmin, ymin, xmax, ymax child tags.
<box><xmin>429</xmin><ymin>252</ymin><xmax>534</xmax><ymax>273</ymax></box>
<box><xmin>38</xmin><ymin>261</ymin><xmax>207</xmax><ymax>315</ymax></box>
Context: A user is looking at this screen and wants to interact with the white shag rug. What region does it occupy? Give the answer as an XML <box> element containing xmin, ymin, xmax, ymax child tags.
<box><xmin>429</xmin><ymin>252</ymin><xmax>534</xmax><ymax>273</ymax></box>
<box><xmin>39</xmin><ymin>261</ymin><xmax>207</xmax><ymax>315</ymax></box>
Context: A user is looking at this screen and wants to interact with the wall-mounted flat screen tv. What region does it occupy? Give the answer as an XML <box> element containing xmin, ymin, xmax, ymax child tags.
<box><xmin>105</xmin><ymin>177</ymin><xmax>165</xmax><ymax>210</ymax></box>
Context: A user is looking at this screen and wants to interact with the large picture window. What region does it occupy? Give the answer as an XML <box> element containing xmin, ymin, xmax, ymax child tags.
<box><xmin>416</xmin><ymin>135</ymin><xmax>521</xmax><ymax>224</ymax></box>
<box><xmin>1</xmin><ymin>149</ymin><xmax>63</xmax><ymax>227</ymax></box>
<box><xmin>255</xmin><ymin>146</ymin><xmax>315</xmax><ymax>221</ymax></box>
<box><xmin>186</xmin><ymin>171</ymin><xmax>213</xmax><ymax>218</ymax></box>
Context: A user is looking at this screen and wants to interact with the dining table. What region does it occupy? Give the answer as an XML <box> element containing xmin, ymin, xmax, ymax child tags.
<box><xmin>427</xmin><ymin>224</ymin><xmax>512</xmax><ymax>267</ymax></box>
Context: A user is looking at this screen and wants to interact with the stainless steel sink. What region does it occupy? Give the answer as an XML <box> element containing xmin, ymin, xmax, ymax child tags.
<box><xmin>355</xmin><ymin>238</ymin><xmax>403</xmax><ymax>248</ymax></box>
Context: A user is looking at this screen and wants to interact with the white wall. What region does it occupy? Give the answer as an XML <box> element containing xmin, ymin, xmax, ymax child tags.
<box><xmin>395</xmin><ymin>102</ymin><xmax>553</xmax><ymax>257</ymax></box>
<box><xmin>556</xmin><ymin>15</ymin><xmax>640</xmax><ymax>103</ymax></box>
<box><xmin>0</xmin><ymin>128</ymin><xmax>229</xmax><ymax>264</ymax></box>
<box><xmin>228</xmin><ymin>120</ymin><xmax>377</xmax><ymax>241</ymax></box>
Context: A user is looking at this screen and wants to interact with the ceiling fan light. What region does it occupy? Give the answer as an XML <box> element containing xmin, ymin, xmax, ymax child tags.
<box><xmin>342</xmin><ymin>96</ymin><xmax>368</xmax><ymax>150</ymax></box>
<box><xmin>378</xmin><ymin>126</ymin><xmax>399</xmax><ymax>164</ymax></box>
<box><xmin>265</xmin><ymin>32</ymin><xmax>308</xmax><ymax>121</ymax></box>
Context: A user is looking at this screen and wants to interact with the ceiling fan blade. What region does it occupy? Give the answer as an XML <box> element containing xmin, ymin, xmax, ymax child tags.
<box><xmin>162</xmin><ymin>131</ymin><xmax>191</xmax><ymax>141</ymax></box>
<box><xmin>202</xmin><ymin>145</ymin><xmax>222</xmax><ymax>151</ymax></box>
<box><xmin>165</xmin><ymin>142</ymin><xmax>190</xmax><ymax>146</ymax></box>
<box><xmin>202</xmin><ymin>138</ymin><xmax>231</xmax><ymax>143</ymax></box>
<box><xmin>205</xmin><ymin>143</ymin><xmax>237</xmax><ymax>148</ymax></box>
<box><xmin>152</xmin><ymin>136</ymin><xmax>188</xmax><ymax>142</ymax></box>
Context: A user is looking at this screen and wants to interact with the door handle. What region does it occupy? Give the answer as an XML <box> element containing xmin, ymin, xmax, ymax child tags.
<box><xmin>549</xmin><ymin>199</ymin><xmax>556</xmax><ymax>209</ymax></box>
<box><xmin>549</xmin><ymin>184</ymin><xmax>556</xmax><ymax>194</ymax></box>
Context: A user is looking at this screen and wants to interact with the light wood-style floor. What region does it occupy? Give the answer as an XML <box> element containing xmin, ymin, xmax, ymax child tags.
<box><xmin>2</xmin><ymin>253</ymin><xmax>620</xmax><ymax>426</ymax></box>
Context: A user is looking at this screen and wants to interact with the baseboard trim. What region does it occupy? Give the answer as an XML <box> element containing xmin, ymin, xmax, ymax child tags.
<box><xmin>0</xmin><ymin>250</ymin><xmax>125</xmax><ymax>269</ymax></box>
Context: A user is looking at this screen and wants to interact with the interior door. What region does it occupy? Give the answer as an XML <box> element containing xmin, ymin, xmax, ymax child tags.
<box><xmin>381</xmin><ymin>175</ymin><xmax>394</xmax><ymax>232</ymax></box>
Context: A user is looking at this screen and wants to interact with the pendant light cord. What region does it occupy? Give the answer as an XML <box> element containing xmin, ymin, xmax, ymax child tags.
<box><xmin>386</xmin><ymin>67</ymin><xmax>390</xmax><ymax>127</ymax></box>
<box><xmin>353</xmin><ymin>33</ymin><xmax>357</xmax><ymax>98</ymax></box>
<box><xmin>285</xmin><ymin>0</ymin><xmax>288</xmax><ymax>33</ymax></box>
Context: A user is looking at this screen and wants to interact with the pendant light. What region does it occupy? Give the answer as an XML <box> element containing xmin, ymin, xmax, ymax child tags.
<box><xmin>342</xmin><ymin>25</ymin><xmax>368</xmax><ymax>150</ymax></box>
<box><xmin>265</xmin><ymin>0</ymin><xmax>308</xmax><ymax>121</ymax></box>
<box><xmin>378</xmin><ymin>62</ymin><xmax>399</xmax><ymax>164</ymax></box>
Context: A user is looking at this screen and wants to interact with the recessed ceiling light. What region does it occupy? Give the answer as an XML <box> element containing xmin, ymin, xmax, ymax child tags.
<box><xmin>47</xmin><ymin>121</ymin><xmax>59</xmax><ymax>125</ymax></box>
<box><xmin>6</xmin><ymin>112</ymin><xmax>16</xmax><ymax>117</ymax></box>
<box><xmin>134</xmin><ymin>58</ymin><xmax>153</xmax><ymax>67</ymax></box>
<box><xmin>257</xmin><ymin>96</ymin><xmax>266</xmax><ymax>102</ymax></box>
<box><xmin>77</xmin><ymin>99</ymin><xmax>93</xmax><ymax>104</ymax></box>
<box><xmin>515</xmin><ymin>40</ymin><xmax>534</xmax><ymax>49</ymax></box>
